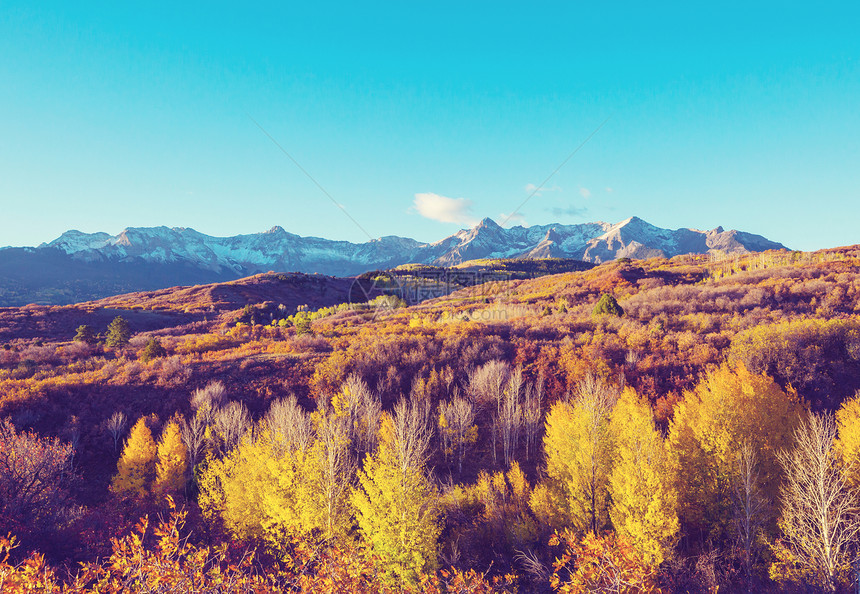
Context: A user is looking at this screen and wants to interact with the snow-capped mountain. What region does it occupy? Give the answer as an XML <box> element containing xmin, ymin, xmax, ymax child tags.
<box><xmin>39</xmin><ymin>216</ymin><xmax>787</xmax><ymax>273</ymax></box>
<box><xmin>0</xmin><ymin>217</ymin><xmax>786</xmax><ymax>305</ymax></box>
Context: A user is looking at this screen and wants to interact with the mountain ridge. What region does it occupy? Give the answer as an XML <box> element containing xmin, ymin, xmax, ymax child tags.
<box><xmin>0</xmin><ymin>216</ymin><xmax>787</xmax><ymax>305</ymax></box>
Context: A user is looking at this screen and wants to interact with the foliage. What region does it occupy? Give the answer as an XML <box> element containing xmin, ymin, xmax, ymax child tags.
<box><xmin>666</xmin><ymin>362</ymin><xmax>804</xmax><ymax>543</ymax></box>
<box><xmin>609</xmin><ymin>388</ymin><xmax>679</xmax><ymax>566</ymax></box>
<box><xmin>835</xmin><ymin>390</ymin><xmax>860</xmax><ymax>491</ymax></box>
<box><xmin>549</xmin><ymin>530</ymin><xmax>659</xmax><ymax>594</ymax></box>
<box><xmin>139</xmin><ymin>337</ymin><xmax>167</xmax><ymax>363</ymax></box>
<box><xmin>111</xmin><ymin>417</ymin><xmax>157</xmax><ymax>499</ymax></box>
<box><xmin>155</xmin><ymin>420</ymin><xmax>188</xmax><ymax>497</ymax></box>
<box><xmin>0</xmin><ymin>418</ymin><xmax>74</xmax><ymax>537</ymax></box>
<box><xmin>352</xmin><ymin>409</ymin><xmax>441</xmax><ymax>589</ymax></box>
<box><xmin>537</xmin><ymin>376</ymin><xmax>617</xmax><ymax>534</ymax></box>
<box><xmin>593</xmin><ymin>293</ymin><xmax>624</xmax><ymax>317</ymax></box>
<box><xmin>729</xmin><ymin>317</ymin><xmax>860</xmax><ymax>408</ymax></box>
<box><xmin>73</xmin><ymin>324</ymin><xmax>97</xmax><ymax>345</ymax></box>
<box><xmin>104</xmin><ymin>316</ymin><xmax>132</xmax><ymax>348</ymax></box>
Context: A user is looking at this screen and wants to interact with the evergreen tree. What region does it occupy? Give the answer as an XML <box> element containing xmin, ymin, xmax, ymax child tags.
<box><xmin>140</xmin><ymin>337</ymin><xmax>167</xmax><ymax>362</ymax></box>
<box><xmin>592</xmin><ymin>293</ymin><xmax>624</xmax><ymax>317</ymax></box>
<box><xmin>105</xmin><ymin>316</ymin><xmax>131</xmax><ymax>348</ymax></box>
<box><xmin>112</xmin><ymin>417</ymin><xmax>157</xmax><ymax>499</ymax></box>
<box><xmin>73</xmin><ymin>324</ymin><xmax>97</xmax><ymax>344</ymax></box>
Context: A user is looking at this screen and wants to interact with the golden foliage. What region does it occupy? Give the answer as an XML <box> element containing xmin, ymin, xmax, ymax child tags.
<box><xmin>111</xmin><ymin>417</ymin><xmax>157</xmax><ymax>499</ymax></box>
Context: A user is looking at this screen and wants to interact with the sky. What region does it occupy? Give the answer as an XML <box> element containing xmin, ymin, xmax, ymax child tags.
<box><xmin>1</xmin><ymin>2</ymin><xmax>858</xmax><ymax>251</ymax></box>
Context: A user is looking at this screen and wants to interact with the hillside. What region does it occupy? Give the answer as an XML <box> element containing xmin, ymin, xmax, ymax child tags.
<box><xmin>1</xmin><ymin>244</ymin><xmax>858</xmax><ymax>592</ymax></box>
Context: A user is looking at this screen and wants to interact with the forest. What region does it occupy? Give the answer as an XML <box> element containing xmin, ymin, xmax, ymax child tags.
<box><xmin>1</xmin><ymin>246</ymin><xmax>860</xmax><ymax>593</ymax></box>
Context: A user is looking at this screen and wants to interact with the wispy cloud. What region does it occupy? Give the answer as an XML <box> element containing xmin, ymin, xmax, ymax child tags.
<box><xmin>524</xmin><ymin>183</ymin><xmax>562</xmax><ymax>196</ymax></box>
<box><xmin>549</xmin><ymin>205</ymin><xmax>589</xmax><ymax>218</ymax></box>
<box><xmin>413</xmin><ymin>192</ymin><xmax>478</xmax><ymax>225</ymax></box>
<box><xmin>579</xmin><ymin>187</ymin><xmax>591</xmax><ymax>199</ymax></box>
<box><xmin>605</xmin><ymin>187</ymin><xmax>613</xmax><ymax>193</ymax></box>
<box><xmin>499</xmin><ymin>212</ymin><xmax>526</xmax><ymax>226</ymax></box>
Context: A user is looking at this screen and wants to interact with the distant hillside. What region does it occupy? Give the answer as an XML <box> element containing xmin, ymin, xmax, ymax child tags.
<box><xmin>0</xmin><ymin>272</ymin><xmax>370</xmax><ymax>343</ymax></box>
<box><xmin>0</xmin><ymin>216</ymin><xmax>786</xmax><ymax>305</ymax></box>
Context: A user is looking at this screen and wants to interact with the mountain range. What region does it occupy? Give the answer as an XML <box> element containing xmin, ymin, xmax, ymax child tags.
<box><xmin>0</xmin><ymin>216</ymin><xmax>786</xmax><ymax>306</ymax></box>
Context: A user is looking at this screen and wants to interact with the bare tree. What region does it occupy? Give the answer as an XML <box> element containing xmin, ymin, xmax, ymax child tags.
<box><xmin>496</xmin><ymin>366</ymin><xmax>525</xmax><ymax>467</ymax></box>
<box><xmin>391</xmin><ymin>397</ymin><xmax>433</xmax><ymax>475</ymax></box>
<box><xmin>313</xmin><ymin>406</ymin><xmax>355</xmax><ymax>539</ymax></box>
<box><xmin>467</xmin><ymin>360</ymin><xmax>510</xmax><ymax>406</ymax></box>
<box><xmin>731</xmin><ymin>440</ymin><xmax>767</xmax><ymax>585</ymax></box>
<box><xmin>105</xmin><ymin>411</ymin><xmax>127</xmax><ymax>452</ymax></box>
<box><xmin>336</xmin><ymin>374</ymin><xmax>381</xmax><ymax>459</ymax></box>
<box><xmin>191</xmin><ymin>381</ymin><xmax>227</xmax><ymax>420</ymax></box>
<box><xmin>265</xmin><ymin>394</ymin><xmax>313</xmax><ymax>453</ymax></box>
<box><xmin>180</xmin><ymin>410</ymin><xmax>208</xmax><ymax>469</ymax></box>
<box><xmin>63</xmin><ymin>416</ymin><xmax>82</xmax><ymax>471</ymax></box>
<box><xmin>522</xmin><ymin>372</ymin><xmax>544</xmax><ymax>462</ymax></box>
<box><xmin>212</xmin><ymin>401</ymin><xmax>252</xmax><ymax>456</ymax></box>
<box><xmin>439</xmin><ymin>394</ymin><xmax>476</xmax><ymax>474</ymax></box>
<box><xmin>777</xmin><ymin>412</ymin><xmax>860</xmax><ymax>593</ymax></box>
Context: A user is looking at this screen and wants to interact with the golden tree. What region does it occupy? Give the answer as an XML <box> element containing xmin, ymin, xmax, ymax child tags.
<box><xmin>351</xmin><ymin>399</ymin><xmax>441</xmax><ymax>589</ymax></box>
<box><xmin>608</xmin><ymin>387</ymin><xmax>679</xmax><ymax>566</ymax></box>
<box><xmin>835</xmin><ymin>390</ymin><xmax>860</xmax><ymax>491</ymax></box>
<box><xmin>536</xmin><ymin>374</ymin><xmax>618</xmax><ymax>534</ymax></box>
<box><xmin>111</xmin><ymin>417</ymin><xmax>157</xmax><ymax>499</ymax></box>
<box><xmin>667</xmin><ymin>362</ymin><xmax>804</xmax><ymax>542</ymax></box>
<box><xmin>155</xmin><ymin>420</ymin><xmax>188</xmax><ymax>497</ymax></box>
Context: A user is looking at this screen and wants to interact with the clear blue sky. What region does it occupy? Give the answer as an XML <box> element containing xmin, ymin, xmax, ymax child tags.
<box><xmin>1</xmin><ymin>2</ymin><xmax>858</xmax><ymax>251</ymax></box>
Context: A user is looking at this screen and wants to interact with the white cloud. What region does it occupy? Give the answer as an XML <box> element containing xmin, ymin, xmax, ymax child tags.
<box><xmin>579</xmin><ymin>187</ymin><xmax>592</xmax><ymax>199</ymax></box>
<box><xmin>499</xmin><ymin>212</ymin><xmax>526</xmax><ymax>226</ymax></box>
<box><xmin>549</xmin><ymin>205</ymin><xmax>588</xmax><ymax>218</ymax></box>
<box><xmin>605</xmin><ymin>187</ymin><xmax>613</xmax><ymax>193</ymax></box>
<box><xmin>524</xmin><ymin>183</ymin><xmax>561</xmax><ymax>196</ymax></box>
<box><xmin>413</xmin><ymin>192</ymin><xmax>477</xmax><ymax>225</ymax></box>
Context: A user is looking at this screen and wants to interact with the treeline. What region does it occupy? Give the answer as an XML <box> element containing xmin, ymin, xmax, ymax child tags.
<box><xmin>4</xmin><ymin>362</ymin><xmax>860</xmax><ymax>592</ymax></box>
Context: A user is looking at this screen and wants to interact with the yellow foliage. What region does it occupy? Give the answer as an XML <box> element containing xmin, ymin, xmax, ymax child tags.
<box><xmin>351</xmin><ymin>414</ymin><xmax>441</xmax><ymax>589</ymax></box>
<box><xmin>609</xmin><ymin>388</ymin><xmax>679</xmax><ymax>566</ymax></box>
<box><xmin>111</xmin><ymin>417</ymin><xmax>157</xmax><ymax>499</ymax></box>
<box><xmin>198</xmin><ymin>422</ymin><xmax>352</xmax><ymax>552</ymax></box>
<box><xmin>835</xmin><ymin>391</ymin><xmax>860</xmax><ymax>490</ymax></box>
<box><xmin>667</xmin><ymin>362</ymin><xmax>804</xmax><ymax>540</ymax></box>
<box><xmin>540</xmin><ymin>393</ymin><xmax>615</xmax><ymax>534</ymax></box>
<box><xmin>154</xmin><ymin>421</ymin><xmax>188</xmax><ymax>497</ymax></box>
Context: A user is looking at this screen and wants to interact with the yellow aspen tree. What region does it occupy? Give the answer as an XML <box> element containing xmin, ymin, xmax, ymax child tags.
<box><xmin>198</xmin><ymin>433</ymin><xmax>278</xmax><ymax>544</ymax></box>
<box><xmin>351</xmin><ymin>401</ymin><xmax>441</xmax><ymax>589</ymax></box>
<box><xmin>200</xmin><ymin>405</ymin><xmax>354</xmax><ymax>553</ymax></box>
<box><xmin>536</xmin><ymin>375</ymin><xmax>617</xmax><ymax>534</ymax></box>
<box><xmin>154</xmin><ymin>420</ymin><xmax>189</xmax><ymax>497</ymax></box>
<box><xmin>111</xmin><ymin>417</ymin><xmax>157</xmax><ymax>499</ymax></box>
<box><xmin>301</xmin><ymin>407</ymin><xmax>354</xmax><ymax>541</ymax></box>
<box><xmin>835</xmin><ymin>391</ymin><xmax>860</xmax><ymax>491</ymax></box>
<box><xmin>608</xmin><ymin>387</ymin><xmax>679</xmax><ymax>566</ymax></box>
<box><xmin>667</xmin><ymin>362</ymin><xmax>804</xmax><ymax>542</ymax></box>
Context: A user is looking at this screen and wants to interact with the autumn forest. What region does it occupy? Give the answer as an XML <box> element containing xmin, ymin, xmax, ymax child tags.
<box><xmin>2</xmin><ymin>247</ymin><xmax>860</xmax><ymax>593</ymax></box>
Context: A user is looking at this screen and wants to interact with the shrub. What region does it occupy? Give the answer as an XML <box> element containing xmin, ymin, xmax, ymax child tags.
<box><xmin>140</xmin><ymin>338</ymin><xmax>167</xmax><ymax>363</ymax></box>
<box><xmin>593</xmin><ymin>293</ymin><xmax>624</xmax><ymax>317</ymax></box>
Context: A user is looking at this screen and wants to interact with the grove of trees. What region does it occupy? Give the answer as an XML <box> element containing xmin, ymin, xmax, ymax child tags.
<box><xmin>1</xmin><ymin>247</ymin><xmax>860</xmax><ymax>592</ymax></box>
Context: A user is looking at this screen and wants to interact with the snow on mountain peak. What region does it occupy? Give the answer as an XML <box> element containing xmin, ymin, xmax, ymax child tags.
<box><xmin>34</xmin><ymin>217</ymin><xmax>788</xmax><ymax>276</ymax></box>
